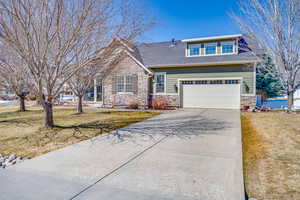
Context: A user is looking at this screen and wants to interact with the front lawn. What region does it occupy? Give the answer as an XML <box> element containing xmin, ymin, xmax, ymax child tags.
<box><xmin>241</xmin><ymin>112</ymin><xmax>300</xmax><ymax>200</ymax></box>
<box><xmin>0</xmin><ymin>106</ymin><xmax>158</xmax><ymax>158</ymax></box>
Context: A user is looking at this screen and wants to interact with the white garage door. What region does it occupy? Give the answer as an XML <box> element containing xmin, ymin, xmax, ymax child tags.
<box><xmin>182</xmin><ymin>80</ymin><xmax>240</xmax><ymax>109</ymax></box>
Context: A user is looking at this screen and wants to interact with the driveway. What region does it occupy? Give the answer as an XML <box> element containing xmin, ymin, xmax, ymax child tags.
<box><xmin>0</xmin><ymin>109</ymin><xmax>244</xmax><ymax>200</ymax></box>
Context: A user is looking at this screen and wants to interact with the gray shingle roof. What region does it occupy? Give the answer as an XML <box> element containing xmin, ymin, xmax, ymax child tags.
<box><xmin>137</xmin><ymin>39</ymin><xmax>259</xmax><ymax>68</ymax></box>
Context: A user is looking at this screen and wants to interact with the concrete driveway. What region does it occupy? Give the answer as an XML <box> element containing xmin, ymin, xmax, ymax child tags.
<box><xmin>0</xmin><ymin>109</ymin><xmax>244</xmax><ymax>200</ymax></box>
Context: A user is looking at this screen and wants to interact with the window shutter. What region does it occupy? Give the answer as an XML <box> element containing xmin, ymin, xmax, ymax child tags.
<box><xmin>112</xmin><ymin>76</ymin><xmax>117</xmax><ymax>94</ymax></box>
<box><xmin>133</xmin><ymin>74</ymin><xmax>138</xmax><ymax>95</ymax></box>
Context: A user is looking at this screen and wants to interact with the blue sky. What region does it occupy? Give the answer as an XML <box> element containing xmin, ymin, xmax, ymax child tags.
<box><xmin>142</xmin><ymin>0</ymin><xmax>241</xmax><ymax>42</ymax></box>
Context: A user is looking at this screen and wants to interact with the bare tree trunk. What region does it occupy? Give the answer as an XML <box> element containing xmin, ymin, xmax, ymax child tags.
<box><xmin>287</xmin><ymin>91</ymin><xmax>294</xmax><ymax>111</ymax></box>
<box><xmin>18</xmin><ymin>95</ymin><xmax>26</xmax><ymax>112</ymax></box>
<box><xmin>77</xmin><ymin>95</ymin><xmax>83</xmax><ymax>113</ymax></box>
<box><xmin>43</xmin><ymin>102</ymin><xmax>54</xmax><ymax>127</ymax></box>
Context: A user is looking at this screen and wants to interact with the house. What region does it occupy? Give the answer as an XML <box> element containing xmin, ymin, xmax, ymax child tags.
<box><xmin>293</xmin><ymin>89</ymin><xmax>300</xmax><ymax>109</ymax></box>
<box><xmin>94</xmin><ymin>34</ymin><xmax>259</xmax><ymax>109</ymax></box>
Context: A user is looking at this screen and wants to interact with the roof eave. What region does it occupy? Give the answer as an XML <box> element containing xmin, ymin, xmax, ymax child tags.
<box><xmin>181</xmin><ymin>34</ymin><xmax>243</xmax><ymax>43</ymax></box>
<box><xmin>148</xmin><ymin>60</ymin><xmax>260</xmax><ymax>68</ymax></box>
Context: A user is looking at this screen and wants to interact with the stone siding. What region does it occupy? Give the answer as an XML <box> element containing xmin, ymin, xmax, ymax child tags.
<box><xmin>149</xmin><ymin>94</ymin><xmax>180</xmax><ymax>108</ymax></box>
<box><xmin>241</xmin><ymin>95</ymin><xmax>256</xmax><ymax>108</ymax></box>
<box><xmin>150</xmin><ymin>94</ymin><xmax>256</xmax><ymax>109</ymax></box>
<box><xmin>103</xmin><ymin>56</ymin><xmax>149</xmax><ymax>108</ymax></box>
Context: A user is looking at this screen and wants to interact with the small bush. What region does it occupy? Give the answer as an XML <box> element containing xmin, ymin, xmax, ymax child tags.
<box><xmin>128</xmin><ymin>102</ymin><xmax>139</xmax><ymax>109</ymax></box>
<box><xmin>151</xmin><ymin>98</ymin><xmax>169</xmax><ymax>110</ymax></box>
<box><xmin>27</xmin><ymin>95</ymin><xmax>37</xmax><ymax>101</ymax></box>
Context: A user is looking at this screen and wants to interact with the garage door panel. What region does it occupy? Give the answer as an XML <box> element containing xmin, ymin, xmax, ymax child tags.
<box><xmin>182</xmin><ymin>83</ymin><xmax>240</xmax><ymax>109</ymax></box>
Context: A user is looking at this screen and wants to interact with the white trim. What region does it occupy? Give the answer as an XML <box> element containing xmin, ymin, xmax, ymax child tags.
<box><xmin>182</xmin><ymin>34</ymin><xmax>242</xmax><ymax>42</ymax></box>
<box><xmin>149</xmin><ymin>60</ymin><xmax>260</xmax><ymax>68</ymax></box>
<box><xmin>115</xmin><ymin>37</ymin><xmax>134</xmax><ymax>52</ymax></box>
<box><xmin>185</xmin><ymin>43</ymin><xmax>189</xmax><ymax>57</ymax></box>
<box><xmin>125</xmin><ymin>50</ymin><xmax>153</xmax><ymax>75</ymax></box>
<box><xmin>241</xmin><ymin>94</ymin><xmax>256</xmax><ymax>96</ymax></box>
<box><xmin>117</xmin><ymin>92</ymin><xmax>134</xmax><ymax>94</ymax></box>
<box><xmin>150</xmin><ymin>93</ymin><xmax>178</xmax><ymax>96</ymax></box>
<box><xmin>220</xmin><ymin>41</ymin><xmax>236</xmax><ymax>55</ymax></box>
<box><xmin>253</xmin><ymin>62</ymin><xmax>257</xmax><ymax>95</ymax></box>
<box><xmin>153</xmin><ymin>72</ymin><xmax>166</xmax><ymax>94</ymax></box>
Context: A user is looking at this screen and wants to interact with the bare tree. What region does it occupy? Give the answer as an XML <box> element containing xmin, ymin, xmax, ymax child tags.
<box><xmin>66</xmin><ymin>0</ymin><xmax>155</xmax><ymax>114</ymax></box>
<box><xmin>0</xmin><ymin>46</ymin><xmax>32</xmax><ymax>112</ymax></box>
<box><xmin>67</xmin><ymin>41</ymin><xmax>128</xmax><ymax>113</ymax></box>
<box><xmin>232</xmin><ymin>0</ymin><xmax>300</xmax><ymax>110</ymax></box>
<box><xmin>0</xmin><ymin>0</ymin><xmax>153</xmax><ymax>126</ymax></box>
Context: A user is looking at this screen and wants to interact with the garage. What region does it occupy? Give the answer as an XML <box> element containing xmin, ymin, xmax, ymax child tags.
<box><xmin>181</xmin><ymin>79</ymin><xmax>241</xmax><ymax>109</ymax></box>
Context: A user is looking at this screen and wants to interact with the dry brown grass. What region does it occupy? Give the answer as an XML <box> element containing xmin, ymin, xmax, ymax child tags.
<box><xmin>0</xmin><ymin>106</ymin><xmax>158</xmax><ymax>158</ymax></box>
<box><xmin>241</xmin><ymin>112</ymin><xmax>300</xmax><ymax>200</ymax></box>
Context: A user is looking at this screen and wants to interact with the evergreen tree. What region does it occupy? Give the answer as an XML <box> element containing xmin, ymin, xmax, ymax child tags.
<box><xmin>256</xmin><ymin>55</ymin><xmax>285</xmax><ymax>97</ymax></box>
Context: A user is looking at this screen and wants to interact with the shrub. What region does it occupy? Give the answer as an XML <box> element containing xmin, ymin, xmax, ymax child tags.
<box><xmin>27</xmin><ymin>95</ymin><xmax>37</xmax><ymax>101</ymax></box>
<box><xmin>151</xmin><ymin>98</ymin><xmax>169</xmax><ymax>110</ymax></box>
<box><xmin>128</xmin><ymin>102</ymin><xmax>139</xmax><ymax>109</ymax></box>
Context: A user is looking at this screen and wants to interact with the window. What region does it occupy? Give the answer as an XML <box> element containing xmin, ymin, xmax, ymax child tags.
<box><xmin>221</xmin><ymin>41</ymin><xmax>235</xmax><ymax>54</ymax></box>
<box><xmin>195</xmin><ymin>80</ymin><xmax>208</xmax><ymax>84</ymax></box>
<box><xmin>182</xmin><ymin>80</ymin><xmax>208</xmax><ymax>85</ymax></box>
<box><xmin>125</xmin><ymin>75</ymin><xmax>134</xmax><ymax>92</ymax></box>
<box><xmin>117</xmin><ymin>76</ymin><xmax>124</xmax><ymax>92</ymax></box>
<box><xmin>205</xmin><ymin>43</ymin><xmax>217</xmax><ymax>55</ymax></box>
<box><xmin>225</xmin><ymin>80</ymin><xmax>239</xmax><ymax>84</ymax></box>
<box><xmin>209</xmin><ymin>80</ymin><xmax>223</xmax><ymax>84</ymax></box>
<box><xmin>182</xmin><ymin>81</ymin><xmax>194</xmax><ymax>85</ymax></box>
<box><xmin>155</xmin><ymin>73</ymin><xmax>165</xmax><ymax>93</ymax></box>
<box><xmin>116</xmin><ymin>75</ymin><xmax>134</xmax><ymax>93</ymax></box>
<box><xmin>188</xmin><ymin>44</ymin><xmax>201</xmax><ymax>56</ymax></box>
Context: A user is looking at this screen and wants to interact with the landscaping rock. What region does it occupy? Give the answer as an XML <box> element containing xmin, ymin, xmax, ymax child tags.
<box><xmin>7</xmin><ymin>154</ymin><xmax>16</xmax><ymax>162</ymax></box>
<box><xmin>0</xmin><ymin>154</ymin><xmax>27</xmax><ymax>169</ymax></box>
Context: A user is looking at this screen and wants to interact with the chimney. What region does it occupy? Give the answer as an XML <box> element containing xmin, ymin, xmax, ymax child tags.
<box><xmin>169</xmin><ymin>38</ymin><xmax>176</xmax><ymax>47</ymax></box>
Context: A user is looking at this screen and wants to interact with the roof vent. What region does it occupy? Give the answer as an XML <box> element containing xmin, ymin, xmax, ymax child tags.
<box><xmin>169</xmin><ymin>38</ymin><xmax>176</xmax><ymax>47</ymax></box>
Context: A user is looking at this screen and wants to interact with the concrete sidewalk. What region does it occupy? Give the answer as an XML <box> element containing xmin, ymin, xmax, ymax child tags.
<box><xmin>0</xmin><ymin>109</ymin><xmax>244</xmax><ymax>200</ymax></box>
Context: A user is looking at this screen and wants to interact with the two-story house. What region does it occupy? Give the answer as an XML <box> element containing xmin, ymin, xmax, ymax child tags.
<box><xmin>95</xmin><ymin>34</ymin><xmax>259</xmax><ymax>109</ymax></box>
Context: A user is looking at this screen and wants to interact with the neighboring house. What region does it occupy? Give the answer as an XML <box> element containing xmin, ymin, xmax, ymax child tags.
<box><xmin>94</xmin><ymin>34</ymin><xmax>259</xmax><ymax>109</ymax></box>
<box><xmin>293</xmin><ymin>89</ymin><xmax>300</xmax><ymax>109</ymax></box>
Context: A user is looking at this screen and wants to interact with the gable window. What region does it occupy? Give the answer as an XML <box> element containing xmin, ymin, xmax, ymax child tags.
<box><xmin>188</xmin><ymin>44</ymin><xmax>201</xmax><ymax>56</ymax></box>
<box><xmin>116</xmin><ymin>75</ymin><xmax>134</xmax><ymax>93</ymax></box>
<box><xmin>221</xmin><ymin>41</ymin><xmax>235</xmax><ymax>54</ymax></box>
<box><xmin>155</xmin><ymin>73</ymin><xmax>165</xmax><ymax>93</ymax></box>
<box><xmin>204</xmin><ymin>43</ymin><xmax>217</xmax><ymax>55</ymax></box>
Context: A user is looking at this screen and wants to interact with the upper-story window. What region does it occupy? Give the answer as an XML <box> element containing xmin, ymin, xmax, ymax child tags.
<box><xmin>221</xmin><ymin>41</ymin><xmax>235</xmax><ymax>54</ymax></box>
<box><xmin>188</xmin><ymin>44</ymin><xmax>201</xmax><ymax>56</ymax></box>
<box><xmin>204</xmin><ymin>43</ymin><xmax>217</xmax><ymax>55</ymax></box>
<box><xmin>186</xmin><ymin>39</ymin><xmax>237</xmax><ymax>57</ymax></box>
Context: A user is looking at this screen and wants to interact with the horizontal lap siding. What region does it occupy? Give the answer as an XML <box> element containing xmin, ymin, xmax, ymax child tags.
<box><xmin>152</xmin><ymin>65</ymin><xmax>254</xmax><ymax>94</ymax></box>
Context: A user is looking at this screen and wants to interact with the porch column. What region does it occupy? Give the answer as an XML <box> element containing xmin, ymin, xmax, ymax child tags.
<box><xmin>94</xmin><ymin>79</ymin><xmax>97</xmax><ymax>103</ymax></box>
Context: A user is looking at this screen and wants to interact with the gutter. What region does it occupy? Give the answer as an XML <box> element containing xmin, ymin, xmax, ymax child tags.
<box><xmin>148</xmin><ymin>60</ymin><xmax>261</xmax><ymax>69</ymax></box>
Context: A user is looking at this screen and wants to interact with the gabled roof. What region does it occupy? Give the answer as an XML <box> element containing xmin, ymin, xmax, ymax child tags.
<box><xmin>137</xmin><ymin>38</ymin><xmax>259</xmax><ymax>68</ymax></box>
<box><xmin>110</xmin><ymin>37</ymin><xmax>153</xmax><ymax>74</ymax></box>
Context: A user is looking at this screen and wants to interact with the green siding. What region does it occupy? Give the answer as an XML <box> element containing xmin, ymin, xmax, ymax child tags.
<box><xmin>152</xmin><ymin>65</ymin><xmax>254</xmax><ymax>94</ymax></box>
